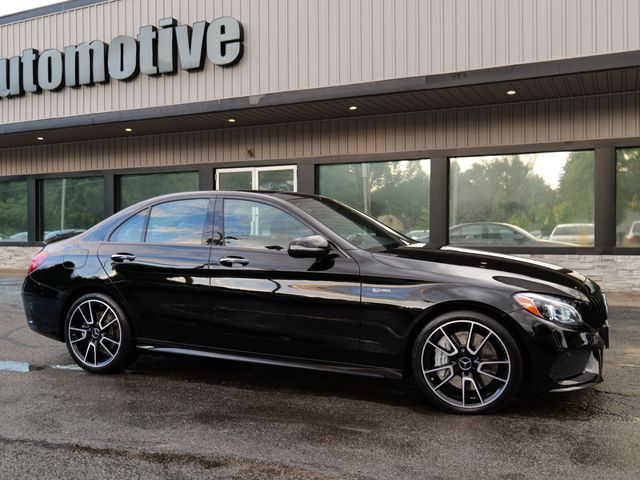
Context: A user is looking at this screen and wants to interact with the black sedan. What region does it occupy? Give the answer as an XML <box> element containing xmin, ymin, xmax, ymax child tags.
<box><xmin>22</xmin><ymin>191</ymin><xmax>609</xmax><ymax>413</ymax></box>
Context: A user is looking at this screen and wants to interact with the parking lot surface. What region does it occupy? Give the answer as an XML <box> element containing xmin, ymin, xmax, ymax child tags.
<box><xmin>1</xmin><ymin>274</ymin><xmax>639</xmax><ymax>479</ymax></box>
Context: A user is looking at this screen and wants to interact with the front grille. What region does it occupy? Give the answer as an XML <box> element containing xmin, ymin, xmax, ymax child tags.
<box><xmin>580</xmin><ymin>282</ymin><xmax>608</xmax><ymax>329</ymax></box>
<box><xmin>550</xmin><ymin>350</ymin><xmax>593</xmax><ymax>382</ymax></box>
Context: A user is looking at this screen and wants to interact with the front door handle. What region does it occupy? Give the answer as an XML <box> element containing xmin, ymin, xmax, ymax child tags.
<box><xmin>111</xmin><ymin>253</ymin><xmax>136</xmax><ymax>263</ymax></box>
<box><xmin>219</xmin><ymin>256</ymin><xmax>249</xmax><ymax>267</ymax></box>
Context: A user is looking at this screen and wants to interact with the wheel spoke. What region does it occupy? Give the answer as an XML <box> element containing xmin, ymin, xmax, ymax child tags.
<box><xmin>468</xmin><ymin>331</ymin><xmax>492</xmax><ymax>356</ymax></box>
<box><xmin>438</xmin><ymin>327</ymin><xmax>460</xmax><ymax>355</ymax></box>
<box><xmin>462</xmin><ymin>374</ymin><xmax>484</xmax><ymax>406</ymax></box>
<box><xmin>70</xmin><ymin>332</ymin><xmax>87</xmax><ymax>344</ymax></box>
<box><xmin>466</xmin><ymin>323</ymin><xmax>474</xmax><ymax>350</ymax></box>
<box><xmin>477</xmin><ymin>368</ymin><xmax>508</xmax><ymax>383</ymax></box>
<box><xmin>427</xmin><ymin>340</ymin><xmax>456</xmax><ymax>356</ymax></box>
<box><xmin>424</xmin><ymin>364</ymin><xmax>454</xmax><ymax>374</ymax></box>
<box><xmin>97</xmin><ymin>308</ymin><xmax>110</xmax><ymax>329</ymax></box>
<box><xmin>87</xmin><ymin>301</ymin><xmax>96</xmax><ymax>325</ymax></box>
<box><xmin>77</xmin><ymin>305</ymin><xmax>91</xmax><ymax>326</ymax></box>
<box><xmin>432</xmin><ymin>368</ymin><xmax>455</xmax><ymax>391</ymax></box>
<box><xmin>83</xmin><ymin>341</ymin><xmax>94</xmax><ymax>363</ymax></box>
<box><xmin>100</xmin><ymin>339</ymin><xmax>115</xmax><ymax>358</ymax></box>
<box><xmin>100</xmin><ymin>317</ymin><xmax>116</xmax><ymax>331</ymax></box>
<box><xmin>101</xmin><ymin>335</ymin><xmax>120</xmax><ymax>347</ymax></box>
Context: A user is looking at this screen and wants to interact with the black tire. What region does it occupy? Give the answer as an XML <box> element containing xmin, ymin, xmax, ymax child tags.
<box><xmin>64</xmin><ymin>293</ymin><xmax>137</xmax><ymax>373</ymax></box>
<box><xmin>412</xmin><ymin>310</ymin><xmax>523</xmax><ymax>414</ymax></box>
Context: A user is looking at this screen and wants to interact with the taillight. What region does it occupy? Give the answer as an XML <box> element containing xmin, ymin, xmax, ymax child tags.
<box><xmin>28</xmin><ymin>251</ymin><xmax>48</xmax><ymax>274</ymax></box>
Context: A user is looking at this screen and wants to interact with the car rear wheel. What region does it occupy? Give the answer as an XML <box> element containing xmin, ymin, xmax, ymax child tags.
<box><xmin>412</xmin><ymin>310</ymin><xmax>523</xmax><ymax>414</ymax></box>
<box><xmin>64</xmin><ymin>293</ymin><xmax>136</xmax><ymax>373</ymax></box>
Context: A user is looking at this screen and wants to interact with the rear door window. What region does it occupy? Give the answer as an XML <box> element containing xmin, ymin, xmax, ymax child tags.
<box><xmin>110</xmin><ymin>210</ymin><xmax>147</xmax><ymax>243</ymax></box>
<box><xmin>146</xmin><ymin>199</ymin><xmax>210</xmax><ymax>245</ymax></box>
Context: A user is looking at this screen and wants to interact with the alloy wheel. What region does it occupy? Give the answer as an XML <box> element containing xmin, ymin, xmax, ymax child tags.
<box><xmin>67</xmin><ymin>299</ymin><xmax>122</xmax><ymax>368</ymax></box>
<box><xmin>420</xmin><ymin>320</ymin><xmax>512</xmax><ymax>410</ymax></box>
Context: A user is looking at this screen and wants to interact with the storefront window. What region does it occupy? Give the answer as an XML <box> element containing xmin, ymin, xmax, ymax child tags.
<box><xmin>119</xmin><ymin>171</ymin><xmax>199</xmax><ymax>209</ymax></box>
<box><xmin>41</xmin><ymin>177</ymin><xmax>105</xmax><ymax>241</ymax></box>
<box><xmin>617</xmin><ymin>148</ymin><xmax>640</xmax><ymax>247</ymax></box>
<box><xmin>217</xmin><ymin>166</ymin><xmax>296</xmax><ymax>191</ymax></box>
<box><xmin>0</xmin><ymin>180</ymin><xmax>28</xmax><ymax>242</ymax></box>
<box><xmin>450</xmin><ymin>151</ymin><xmax>595</xmax><ymax>247</ymax></box>
<box><xmin>317</xmin><ymin>159</ymin><xmax>430</xmax><ymax>240</ymax></box>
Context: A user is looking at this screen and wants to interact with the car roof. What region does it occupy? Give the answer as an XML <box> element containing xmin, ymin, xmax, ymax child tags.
<box><xmin>553</xmin><ymin>223</ymin><xmax>594</xmax><ymax>227</ymax></box>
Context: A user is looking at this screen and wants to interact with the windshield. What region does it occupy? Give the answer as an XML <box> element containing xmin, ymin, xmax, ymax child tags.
<box><xmin>289</xmin><ymin>197</ymin><xmax>413</xmax><ymax>251</ymax></box>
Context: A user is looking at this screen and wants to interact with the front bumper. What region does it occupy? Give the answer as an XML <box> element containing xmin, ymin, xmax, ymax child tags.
<box><xmin>508</xmin><ymin>309</ymin><xmax>607</xmax><ymax>392</ymax></box>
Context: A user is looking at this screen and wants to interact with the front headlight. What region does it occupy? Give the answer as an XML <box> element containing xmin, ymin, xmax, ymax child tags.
<box><xmin>513</xmin><ymin>292</ymin><xmax>583</xmax><ymax>326</ymax></box>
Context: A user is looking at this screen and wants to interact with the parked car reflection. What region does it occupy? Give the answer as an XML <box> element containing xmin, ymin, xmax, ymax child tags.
<box><xmin>549</xmin><ymin>223</ymin><xmax>594</xmax><ymax>246</ymax></box>
<box><xmin>449</xmin><ymin>222</ymin><xmax>572</xmax><ymax>247</ymax></box>
<box><xmin>405</xmin><ymin>229</ymin><xmax>430</xmax><ymax>243</ymax></box>
<box><xmin>622</xmin><ymin>221</ymin><xmax>640</xmax><ymax>247</ymax></box>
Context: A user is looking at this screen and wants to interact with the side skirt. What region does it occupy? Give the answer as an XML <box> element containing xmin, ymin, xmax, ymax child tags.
<box><xmin>137</xmin><ymin>343</ymin><xmax>403</xmax><ymax>380</ymax></box>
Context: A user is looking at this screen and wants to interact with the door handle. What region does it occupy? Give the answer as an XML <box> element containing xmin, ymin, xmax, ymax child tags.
<box><xmin>219</xmin><ymin>256</ymin><xmax>249</xmax><ymax>267</ymax></box>
<box><xmin>111</xmin><ymin>253</ymin><xmax>136</xmax><ymax>263</ymax></box>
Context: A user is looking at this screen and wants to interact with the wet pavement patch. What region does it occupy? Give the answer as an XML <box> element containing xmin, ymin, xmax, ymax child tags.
<box><xmin>0</xmin><ymin>361</ymin><xmax>31</xmax><ymax>373</ymax></box>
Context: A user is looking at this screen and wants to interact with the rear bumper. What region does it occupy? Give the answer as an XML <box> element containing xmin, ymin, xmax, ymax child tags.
<box><xmin>22</xmin><ymin>275</ymin><xmax>66</xmax><ymax>342</ymax></box>
<box><xmin>508</xmin><ymin>309</ymin><xmax>607</xmax><ymax>392</ymax></box>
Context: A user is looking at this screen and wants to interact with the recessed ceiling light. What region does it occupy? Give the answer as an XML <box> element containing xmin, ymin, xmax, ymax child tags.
<box><xmin>228</xmin><ymin>118</ymin><xmax>236</xmax><ymax>123</ymax></box>
<box><xmin>36</xmin><ymin>137</ymin><xmax>44</xmax><ymax>141</ymax></box>
<box><xmin>125</xmin><ymin>128</ymin><xmax>133</xmax><ymax>132</ymax></box>
<box><xmin>349</xmin><ymin>105</ymin><xmax>358</xmax><ymax>111</ymax></box>
<box><xmin>506</xmin><ymin>90</ymin><xmax>517</xmax><ymax>95</ymax></box>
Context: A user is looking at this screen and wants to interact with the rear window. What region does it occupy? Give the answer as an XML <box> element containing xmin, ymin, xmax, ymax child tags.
<box><xmin>554</xmin><ymin>225</ymin><xmax>593</xmax><ymax>236</ymax></box>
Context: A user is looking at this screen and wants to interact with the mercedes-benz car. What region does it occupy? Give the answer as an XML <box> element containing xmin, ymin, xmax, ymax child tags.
<box><xmin>22</xmin><ymin>191</ymin><xmax>609</xmax><ymax>414</ymax></box>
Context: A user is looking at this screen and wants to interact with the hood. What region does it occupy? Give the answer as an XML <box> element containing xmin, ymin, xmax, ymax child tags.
<box><xmin>376</xmin><ymin>245</ymin><xmax>588</xmax><ymax>299</ymax></box>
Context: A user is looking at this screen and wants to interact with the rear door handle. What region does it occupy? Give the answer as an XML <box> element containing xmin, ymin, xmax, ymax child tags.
<box><xmin>219</xmin><ymin>256</ymin><xmax>249</xmax><ymax>267</ymax></box>
<box><xmin>111</xmin><ymin>253</ymin><xmax>136</xmax><ymax>263</ymax></box>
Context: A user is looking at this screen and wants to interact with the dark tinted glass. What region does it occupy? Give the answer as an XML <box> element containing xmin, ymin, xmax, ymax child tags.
<box><xmin>223</xmin><ymin>199</ymin><xmax>313</xmax><ymax>251</ymax></box>
<box><xmin>318</xmin><ymin>159</ymin><xmax>430</xmax><ymax>240</ymax></box>
<box><xmin>146</xmin><ymin>199</ymin><xmax>209</xmax><ymax>244</ymax></box>
<box><xmin>617</xmin><ymin>148</ymin><xmax>640</xmax><ymax>246</ymax></box>
<box><xmin>290</xmin><ymin>197</ymin><xmax>411</xmax><ymax>251</ymax></box>
<box><xmin>217</xmin><ymin>171</ymin><xmax>253</xmax><ymax>190</ymax></box>
<box><xmin>110</xmin><ymin>210</ymin><xmax>147</xmax><ymax>243</ymax></box>
<box><xmin>0</xmin><ymin>180</ymin><xmax>28</xmax><ymax>242</ymax></box>
<box><xmin>450</xmin><ymin>151</ymin><xmax>595</xmax><ymax>247</ymax></box>
<box><xmin>119</xmin><ymin>172</ymin><xmax>199</xmax><ymax>209</ymax></box>
<box><xmin>41</xmin><ymin>177</ymin><xmax>105</xmax><ymax>240</ymax></box>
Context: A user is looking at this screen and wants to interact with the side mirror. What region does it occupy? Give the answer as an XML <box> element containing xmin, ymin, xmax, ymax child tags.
<box><xmin>288</xmin><ymin>235</ymin><xmax>331</xmax><ymax>258</ymax></box>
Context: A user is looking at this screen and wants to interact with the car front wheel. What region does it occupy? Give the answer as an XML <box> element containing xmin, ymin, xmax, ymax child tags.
<box><xmin>64</xmin><ymin>293</ymin><xmax>137</xmax><ymax>373</ymax></box>
<box><xmin>412</xmin><ymin>311</ymin><xmax>523</xmax><ymax>414</ymax></box>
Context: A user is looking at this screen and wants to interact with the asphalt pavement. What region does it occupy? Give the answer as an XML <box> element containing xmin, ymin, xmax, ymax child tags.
<box><xmin>1</xmin><ymin>274</ymin><xmax>639</xmax><ymax>479</ymax></box>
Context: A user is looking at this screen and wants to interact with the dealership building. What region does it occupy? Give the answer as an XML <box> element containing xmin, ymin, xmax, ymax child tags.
<box><xmin>1</xmin><ymin>0</ymin><xmax>640</xmax><ymax>291</ymax></box>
